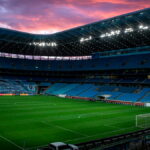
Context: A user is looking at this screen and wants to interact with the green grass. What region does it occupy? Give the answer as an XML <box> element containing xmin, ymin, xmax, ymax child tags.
<box><xmin>0</xmin><ymin>96</ymin><xmax>150</xmax><ymax>150</ymax></box>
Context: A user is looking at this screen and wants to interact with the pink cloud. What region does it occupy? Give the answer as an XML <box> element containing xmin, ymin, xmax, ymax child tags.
<box><xmin>0</xmin><ymin>0</ymin><xmax>149</xmax><ymax>34</ymax></box>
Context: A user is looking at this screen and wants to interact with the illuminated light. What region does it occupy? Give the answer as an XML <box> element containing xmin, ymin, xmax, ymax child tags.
<box><xmin>110</xmin><ymin>31</ymin><xmax>115</xmax><ymax>35</ymax></box>
<box><xmin>29</xmin><ymin>42</ymin><xmax>57</xmax><ymax>47</ymax></box>
<box><xmin>139</xmin><ymin>25</ymin><xmax>143</xmax><ymax>29</ymax></box>
<box><xmin>124</xmin><ymin>28</ymin><xmax>134</xmax><ymax>33</ymax></box>
<box><xmin>139</xmin><ymin>25</ymin><xmax>149</xmax><ymax>30</ymax></box>
<box><xmin>100</xmin><ymin>30</ymin><xmax>120</xmax><ymax>38</ymax></box>
<box><xmin>80</xmin><ymin>38</ymin><xmax>84</xmax><ymax>43</ymax></box>
<box><xmin>80</xmin><ymin>36</ymin><xmax>92</xmax><ymax>43</ymax></box>
<box><xmin>100</xmin><ymin>34</ymin><xmax>105</xmax><ymax>38</ymax></box>
<box><xmin>116</xmin><ymin>30</ymin><xmax>121</xmax><ymax>35</ymax></box>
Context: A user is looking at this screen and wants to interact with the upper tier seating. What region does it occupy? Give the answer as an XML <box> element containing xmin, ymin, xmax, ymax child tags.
<box><xmin>0</xmin><ymin>51</ymin><xmax>150</xmax><ymax>72</ymax></box>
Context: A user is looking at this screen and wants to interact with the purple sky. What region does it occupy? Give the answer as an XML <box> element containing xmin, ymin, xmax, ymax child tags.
<box><xmin>0</xmin><ymin>0</ymin><xmax>149</xmax><ymax>34</ymax></box>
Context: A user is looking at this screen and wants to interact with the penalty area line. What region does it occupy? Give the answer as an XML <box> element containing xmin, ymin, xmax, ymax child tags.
<box><xmin>65</xmin><ymin>126</ymin><xmax>136</xmax><ymax>143</ymax></box>
<box><xmin>27</xmin><ymin>126</ymin><xmax>135</xmax><ymax>150</ymax></box>
<box><xmin>42</xmin><ymin>121</ymin><xmax>88</xmax><ymax>137</ymax></box>
<box><xmin>0</xmin><ymin>135</ymin><xmax>24</xmax><ymax>150</ymax></box>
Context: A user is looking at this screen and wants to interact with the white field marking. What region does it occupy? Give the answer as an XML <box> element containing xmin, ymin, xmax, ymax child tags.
<box><xmin>26</xmin><ymin>120</ymin><xmax>89</xmax><ymax>150</ymax></box>
<box><xmin>0</xmin><ymin>102</ymin><xmax>140</xmax><ymax>117</ymax></box>
<box><xmin>71</xmin><ymin>110</ymin><xmax>134</xmax><ymax>124</ymax></box>
<box><xmin>42</xmin><ymin>109</ymin><xmax>135</xmax><ymax>123</ymax></box>
<box><xmin>42</xmin><ymin>121</ymin><xmax>88</xmax><ymax>137</ymax></box>
<box><xmin>0</xmin><ymin>102</ymin><xmax>81</xmax><ymax>109</ymax></box>
<box><xmin>0</xmin><ymin>135</ymin><xmax>24</xmax><ymax>150</ymax></box>
<box><xmin>26</xmin><ymin>126</ymin><xmax>135</xmax><ymax>150</ymax></box>
<box><xmin>65</xmin><ymin>126</ymin><xmax>136</xmax><ymax>143</ymax></box>
<box><xmin>15</xmin><ymin>116</ymin><xmax>134</xmax><ymax>150</ymax></box>
<box><xmin>76</xmin><ymin>108</ymin><xmax>138</xmax><ymax>119</ymax></box>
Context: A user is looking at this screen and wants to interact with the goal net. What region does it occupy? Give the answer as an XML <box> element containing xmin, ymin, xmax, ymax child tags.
<box><xmin>136</xmin><ymin>114</ymin><xmax>150</xmax><ymax>128</ymax></box>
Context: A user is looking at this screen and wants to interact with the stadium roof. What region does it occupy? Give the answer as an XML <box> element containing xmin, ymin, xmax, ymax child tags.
<box><xmin>0</xmin><ymin>8</ymin><xmax>150</xmax><ymax>56</ymax></box>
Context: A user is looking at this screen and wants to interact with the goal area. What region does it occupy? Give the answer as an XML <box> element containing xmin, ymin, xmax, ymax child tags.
<box><xmin>136</xmin><ymin>113</ymin><xmax>150</xmax><ymax>128</ymax></box>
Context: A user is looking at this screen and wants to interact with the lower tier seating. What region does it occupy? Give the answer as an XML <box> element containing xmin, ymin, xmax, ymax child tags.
<box><xmin>0</xmin><ymin>79</ymin><xmax>37</xmax><ymax>95</ymax></box>
<box><xmin>0</xmin><ymin>78</ymin><xmax>150</xmax><ymax>103</ymax></box>
<box><xmin>44</xmin><ymin>83</ymin><xmax>150</xmax><ymax>103</ymax></box>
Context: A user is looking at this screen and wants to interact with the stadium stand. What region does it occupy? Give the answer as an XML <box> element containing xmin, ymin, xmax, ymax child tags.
<box><xmin>0</xmin><ymin>79</ymin><xmax>37</xmax><ymax>95</ymax></box>
<box><xmin>0</xmin><ymin>50</ymin><xmax>149</xmax><ymax>71</ymax></box>
<box><xmin>43</xmin><ymin>83</ymin><xmax>150</xmax><ymax>103</ymax></box>
<box><xmin>141</xmin><ymin>92</ymin><xmax>150</xmax><ymax>102</ymax></box>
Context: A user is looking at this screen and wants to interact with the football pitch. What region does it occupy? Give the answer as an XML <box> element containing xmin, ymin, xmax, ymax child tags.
<box><xmin>0</xmin><ymin>96</ymin><xmax>150</xmax><ymax>150</ymax></box>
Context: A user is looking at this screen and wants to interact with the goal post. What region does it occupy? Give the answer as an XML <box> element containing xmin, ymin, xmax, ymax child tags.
<box><xmin>136</xmin><ymin>113</ymin><xmax>150</xmax><ymax>128</ymax></box>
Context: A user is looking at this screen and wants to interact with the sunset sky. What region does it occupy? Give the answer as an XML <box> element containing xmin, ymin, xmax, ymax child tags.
<box><xmin>0</xmin><ymin>0</ymin><xmax>149</xmax><ymax>34</ymax></box>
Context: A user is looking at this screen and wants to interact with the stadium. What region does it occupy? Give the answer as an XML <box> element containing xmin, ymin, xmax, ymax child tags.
<box><xmin>0</xmin><ymin>7</ymin><xmax>150</xmax><ymax>150</ymax></box>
